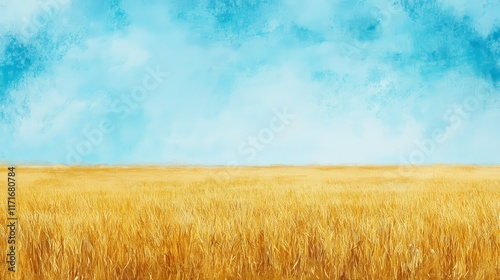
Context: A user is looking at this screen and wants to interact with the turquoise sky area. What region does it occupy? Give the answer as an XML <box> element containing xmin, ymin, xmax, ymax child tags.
<box><xmin>1</xmin><ymin>0</ymin><xmax>499</xmax><ymax>165</ymax></box>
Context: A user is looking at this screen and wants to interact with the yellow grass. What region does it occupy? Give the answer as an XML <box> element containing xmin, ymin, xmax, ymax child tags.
<box><xmin>1</xmin><ymin>166</ymin><xmax>499</xmax><ymax>279</ymax></box>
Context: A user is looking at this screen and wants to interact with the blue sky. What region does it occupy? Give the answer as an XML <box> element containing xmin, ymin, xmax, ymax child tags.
<box><xmin>0</xmin><ymin>0</ymin><xmax>499</xmax><ymax>166</ymax></box>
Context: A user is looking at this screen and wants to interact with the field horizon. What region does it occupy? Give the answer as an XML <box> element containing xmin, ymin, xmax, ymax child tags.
<box><xmin>1</xmin><ymin>165</ymin><xmax>499</xmax><ymax>279</ymax></box>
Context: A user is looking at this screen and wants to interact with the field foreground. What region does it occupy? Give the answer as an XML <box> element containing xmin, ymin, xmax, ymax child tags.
<box><xmin>1</xmin><ymin>166</ymin><xmax>499</xmax><ymax>279</ymax></box>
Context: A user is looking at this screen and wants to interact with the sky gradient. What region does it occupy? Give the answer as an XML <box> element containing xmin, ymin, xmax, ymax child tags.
<box><xmin>0</xmin><ymin>0</ymin><xmax>499</xmax><ymax>166</ymax></box>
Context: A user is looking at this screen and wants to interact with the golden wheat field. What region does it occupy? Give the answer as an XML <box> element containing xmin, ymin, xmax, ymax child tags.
<box><xmin>1</xmin><ymin>166</ymin><xmax>499</xmax><ymax>279</ymax></box>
